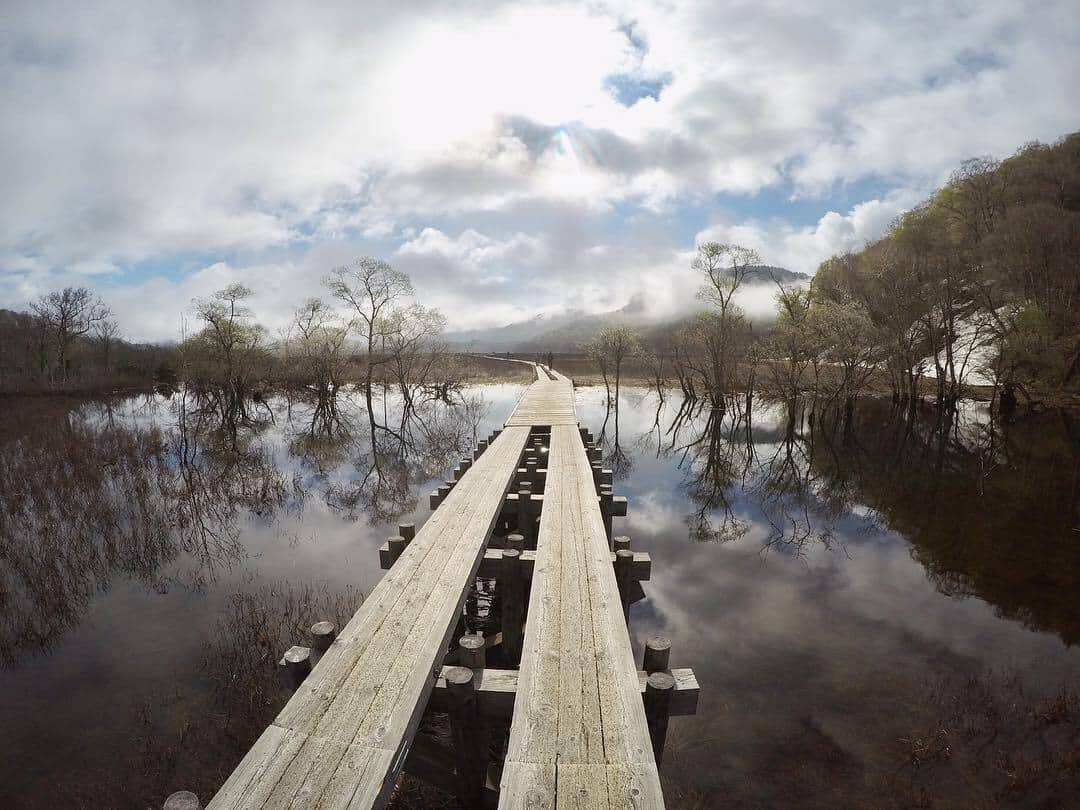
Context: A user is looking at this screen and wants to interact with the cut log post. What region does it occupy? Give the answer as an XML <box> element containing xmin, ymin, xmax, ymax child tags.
<box><xmin>458</xmin><ymin>634</ymin><xmax>486</xmax><ymax>670</ymax></box>
<box><xmin>163</xmin><ymin>792</ymin><xmax>201</xmax><ymax>810</ymax></box>
<box><xmin>517</xmin><ymin>485</ymin><xmax>533</xmax><ymax>547</ymax></box>
<box><xmin>310</xmin><ymin>621</ymin><xmax>337</xmax><ymax>654</ymax></box>
<box><xmin>387</xmin><ymin>535</ymin><xmax>406</xmax><ymax>566</ymax></box>
<box><xmin>643</xmin><ymin>636</ymin><xmax>671</xmax><ymax>674</ymax></box>
<box><xmin>592</xmin><ymin>462</ymin><xmax>603</xmax><ymax>491</ymax></box>
<box><xmin>613</xmin><ymin>535</ymin><xmax>630</xmax><ymax>556</ymax></box>
<box><xmin>504</xmin><ymin>532</ymin><xmax>524</xmax><ymax>555</ymax></box>
<box><xmin>282</xmin><ymin>645</ymin><xmax>311</xmax><ymax>691</ymax></box>
<box><xmin>500</xmin><ymin>548</ymin><xmax>524</xmax><ymax>666</ymax></box>
<box><xmin>599</xmin><ymin>468</ymin><xmax>613</xmax><ymax>489</ymax></box>
<box><xmin>438</xmin><ymin>483</ymin><xmax>452</xmax><ymax>502</ymax></box>
<box><xmin>398</xmin><ymin>523</ymin><xmax>416</xmax><ymax>542</ymax></box>
<box><xmin>644</xmin><ymin>671</ymin><xmax>675</xmax><ymax>765</ymax></box>
<box><xmin>600</xmin><ymin>487</ymin><xmax>613</xmax><ymax>540</ymax></box>
<box><xmin>429</xmin><ymin>490</ymin><xmax>441</xmax><ymax>509</ymax></box>
<box><xmin>445</xmin><ymin>666</ymin><xmax>486</xmax><ymax>808</ymax></box>
<box><xmin>615</xmin><ymin>549</ymin><xmax>634</xmax><ymax>624</ymax></box>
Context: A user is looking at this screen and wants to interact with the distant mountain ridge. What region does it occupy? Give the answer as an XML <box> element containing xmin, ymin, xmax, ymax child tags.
<box><xmin>447</xmin><ymin>265</ymin><xmax>809</xmax><ymax>352</ymax></box>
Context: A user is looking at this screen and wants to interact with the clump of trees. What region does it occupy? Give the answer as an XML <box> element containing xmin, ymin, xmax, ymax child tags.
<box><xmin>581</xmin><ymin>130</ymin><xmax>1079</xmax><ymax>422</ymax></box>
<box><xmin>811</xmin><ymin>132</ymin><xmax>1080</xmax><ymax>411</ymax></box>
<box><xmin>0</xmin><ymin>288</ymin><xmax>177</xmax><ymax>394</ymax></box>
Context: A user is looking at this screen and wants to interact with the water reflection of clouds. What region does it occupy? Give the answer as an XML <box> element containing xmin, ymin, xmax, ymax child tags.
<box><xmin>574</xmin><ymin>386</ymin><xmax>1080</xmax><ymax>803</ymax></box>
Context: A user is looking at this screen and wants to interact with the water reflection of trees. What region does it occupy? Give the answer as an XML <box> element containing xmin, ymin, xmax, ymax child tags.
<box><xmin>0</xmin><ymin>382</ymin><xmax>488</xmax><ymax>666</ymax></box>
<box><xmin>644</xmin><ymin>389</ymin><xmax>1080</xmax><ymax>643</ymax></box>
<box><xmin>16</xmin><ymin>578</ymin><xmax>363</xmax><ymax>809</ymax></box>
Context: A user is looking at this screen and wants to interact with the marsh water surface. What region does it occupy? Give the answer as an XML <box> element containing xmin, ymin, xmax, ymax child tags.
<box><xmin>1</xmin><ymin>385</ymin><xmax>1077</xmax><ymax>807</ymax></box>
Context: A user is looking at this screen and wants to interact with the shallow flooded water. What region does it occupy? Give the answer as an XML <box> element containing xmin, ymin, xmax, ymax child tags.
<box><xmin>0</xmin><ymin>385</ymin><xmax>1077</xmax><ymax>807</ymax></box>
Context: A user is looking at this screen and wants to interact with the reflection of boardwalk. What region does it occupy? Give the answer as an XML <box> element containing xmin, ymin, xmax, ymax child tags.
<box><xmin>201</xmin><ymin>363</ymin><xmax>695</xmax><ymax>810</ymax></box>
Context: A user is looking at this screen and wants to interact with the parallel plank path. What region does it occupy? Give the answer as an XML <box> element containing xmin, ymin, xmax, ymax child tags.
<box><xmin>499</xmin><ymin>419</ymin><xmax>662</xmax><ymax>807</ymax></box>
<box><xmin>208</xmin><ymin>363</ymin><xmax>665</xmax><ymax>809</ymax></box>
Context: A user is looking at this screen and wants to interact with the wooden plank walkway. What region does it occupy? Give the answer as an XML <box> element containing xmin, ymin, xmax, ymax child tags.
<box><xmin>207</xmin><ymin>426</ymin><xmax>529</xmax><ymax>809</ymax></box>
<box><xmin>499</xmin><ymin>422</ymin><xmax>663</xmax><ymax>807</ymax></box>
<box><xmin>201</xmin><ymin>362</ymin><xmax>681</xmax><ymax>810</ymax></box>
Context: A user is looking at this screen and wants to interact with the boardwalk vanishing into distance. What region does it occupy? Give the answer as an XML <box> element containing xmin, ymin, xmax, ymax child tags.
<box><xmin>168</xmin><ymin>362</ymin><xmax>697</xmax><ymax>810</ymax></box>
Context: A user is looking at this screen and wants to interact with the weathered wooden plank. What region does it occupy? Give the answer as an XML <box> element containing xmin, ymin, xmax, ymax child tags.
<box><xmin>426</xmin><ymin>667</ymin><xmax>700</xmax><ymax>719</ymax></box>
<box><xmin>501</xmin><ymin>424</ymin><xmax>663</xmax><ymax>809</ymax></box>
<box><xmin>210</xmin><ymin>427</ymin><xmax>529</xmax><ymax>809</ymax></box>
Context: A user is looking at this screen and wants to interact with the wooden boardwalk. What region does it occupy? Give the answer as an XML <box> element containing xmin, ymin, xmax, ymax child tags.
<box><xmin>194</xmin><ymin>362</ymin><xmax>695</xmax><ymax>810</ymax></box>
<box><xmin>500</xmin><ymin>421</ymin><xmax>662</xmax><ymax>806</ymax></box>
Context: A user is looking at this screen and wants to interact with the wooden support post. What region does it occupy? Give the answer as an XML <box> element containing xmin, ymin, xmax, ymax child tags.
<box><xmin>282</xmin><ymin>646</ymin><xmax>311</xmax><ymax>690</ymax></box>
<box><xmin>505</xmin><ymin>532</ymin><xmax>524</xmax><ymax>555</ymax></box>
<box><xmin>429</xmin><ymin>490</ymin><xmax>441</xmax><ymax>509</ymax></box>
<box><xmin>458</xmin><ymin>634</ymin><xmax>486</xmax><ymax>670</ymax></box>
<box><xmin>613</xmin><ymin>535</ymin><xmax>630</xmax><ymax>555</ymax></box>
<box><xmin>644</xmin><ymin>671</ymin><xmax>675</xmax><ymax>765</ymax></box>
<box><xmin>163</xmin><ymin>792</ymin><xmax>201</xmax><ymax>810</ymax></box>
<box><xmin>643</xmin><ymin>636</ymin><xmax>671</xmax><ymax>674</ymax></box>
<box><xmin>387</xmin><ymin>535</ymin><xmax>406</xmax><ymax>566</ymax></box>
<box><xmin>589</xmin><ymin>447</ymin><xmax>602</xmax><ymax>463</ymax></box>
<box><xmin>453</xmin><ymin>465</ymin><xmax>465</xmax><ymax>481</ymax></box>
<box><xmin>398</xmin><ymin>523</ymin><xmax>415</xmax><ymax>543</ymax></box>
<box><xmin>460</xmin><ymin>457</ymin><xmax>472</xmax><ymax>474</ymax></box>
<box><xmin>517</xmin><ymin>485</ymin><xmax>533</xmax><ymax>547</ymax></box>
<box><xmin>438</xmin><ymin>483</ymin><xmax>452</xmax><ymax>501</ymax></box>
<box><xmin>615</xmin><ymin>549</ymin><xmax>634</xmax><ymax>624</ymax></box>
<box><xmin>600</xmin><ymin>486</ymin><xmax>613</xmax><ymax>540</ymax></box>
<box><xmin>500</xmin><ymin>548</ymin><xmax>524</xmax><ymax>666</ymax></box>
<box><xmin>310</xmin><ymin>621</ymin><xmax>337</xmax><ymax>654</ymax></box>
<box><xmin>445</xmin><ymin>666</ymin><xmax>486</xmax><ymax>808</ymax></box>
<box><xmin>599</xmin><ymin>468</ymin><xmax>613</xmax><ymax>489</ymax></box>
<box><xmin>592</xmin><ymin>461</ymin><xmax>603</xmax><ymax>491</ymax></box>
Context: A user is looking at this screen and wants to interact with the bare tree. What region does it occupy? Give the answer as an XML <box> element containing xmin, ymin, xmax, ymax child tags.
<box><xmin>30</xmin><ymin>286</ymin><xmax>111</xmax><ymax>379</ymax></box>
<box><xmin>287</xmin><ymin>297</ymin><xmax>349</xmax><ymax>393</ymax></box>
<box><xmin>324</xmin><ymin>258</ymin><xmax>414</xmax><ymax>436</ymax></box>
<box><xmin>93</xmin><ymin>319</ymin><xmax>121</xmax><ymax>370</ymax></box>
<box><xmin>690</xmin><ymin>242</ymin><xmax>760</xmax><ymax>405</ymax></box>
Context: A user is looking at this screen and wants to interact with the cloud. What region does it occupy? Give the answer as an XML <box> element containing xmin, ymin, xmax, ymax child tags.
<box><xmin>696</xmin><ymin>189</ymin><xmax>922</xmax><ymax>277</ymax></box>
<box><xmin>0</xmin><ymin>0</ymin><xmax>1076</xmax><ymax>337</ymax></box>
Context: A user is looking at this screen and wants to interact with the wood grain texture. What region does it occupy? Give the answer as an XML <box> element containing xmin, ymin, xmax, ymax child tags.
<box><xmin>208</xmin><ymin>426</ymin><xmax>529</xmax><ymax>809</ymax></box>
<box><xmin>500</xmin><ymin>425</ymin><xmax>663</xmax><ymax>809</ymax></box>
<box><xmin>211</xmin><ymin>363</ymin><xmax>665</xmax><ymax>810</ymax></box>
<box><xmin>504</xmin><ymin>380</ymin><xmax>578</xmax><ymax>427</ymax></box>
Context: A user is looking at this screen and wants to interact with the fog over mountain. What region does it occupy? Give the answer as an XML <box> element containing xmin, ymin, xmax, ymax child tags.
<box><xmin>447</xmin><ymin>265</ymin><xmax>810</xmax><ymax>351</ymax></box>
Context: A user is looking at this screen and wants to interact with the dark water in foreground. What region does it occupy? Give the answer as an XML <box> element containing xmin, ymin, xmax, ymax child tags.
<box><xmin>0</xmin><ymin>386</ymin><xmax>1078</xmax><ymax>808</ymax></box>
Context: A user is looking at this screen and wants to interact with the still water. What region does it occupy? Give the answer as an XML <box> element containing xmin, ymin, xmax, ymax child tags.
<box><xmin>0</xmin><ymin>385</ymin><xmax>1077</xmax><ymax>808</ymax></box>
